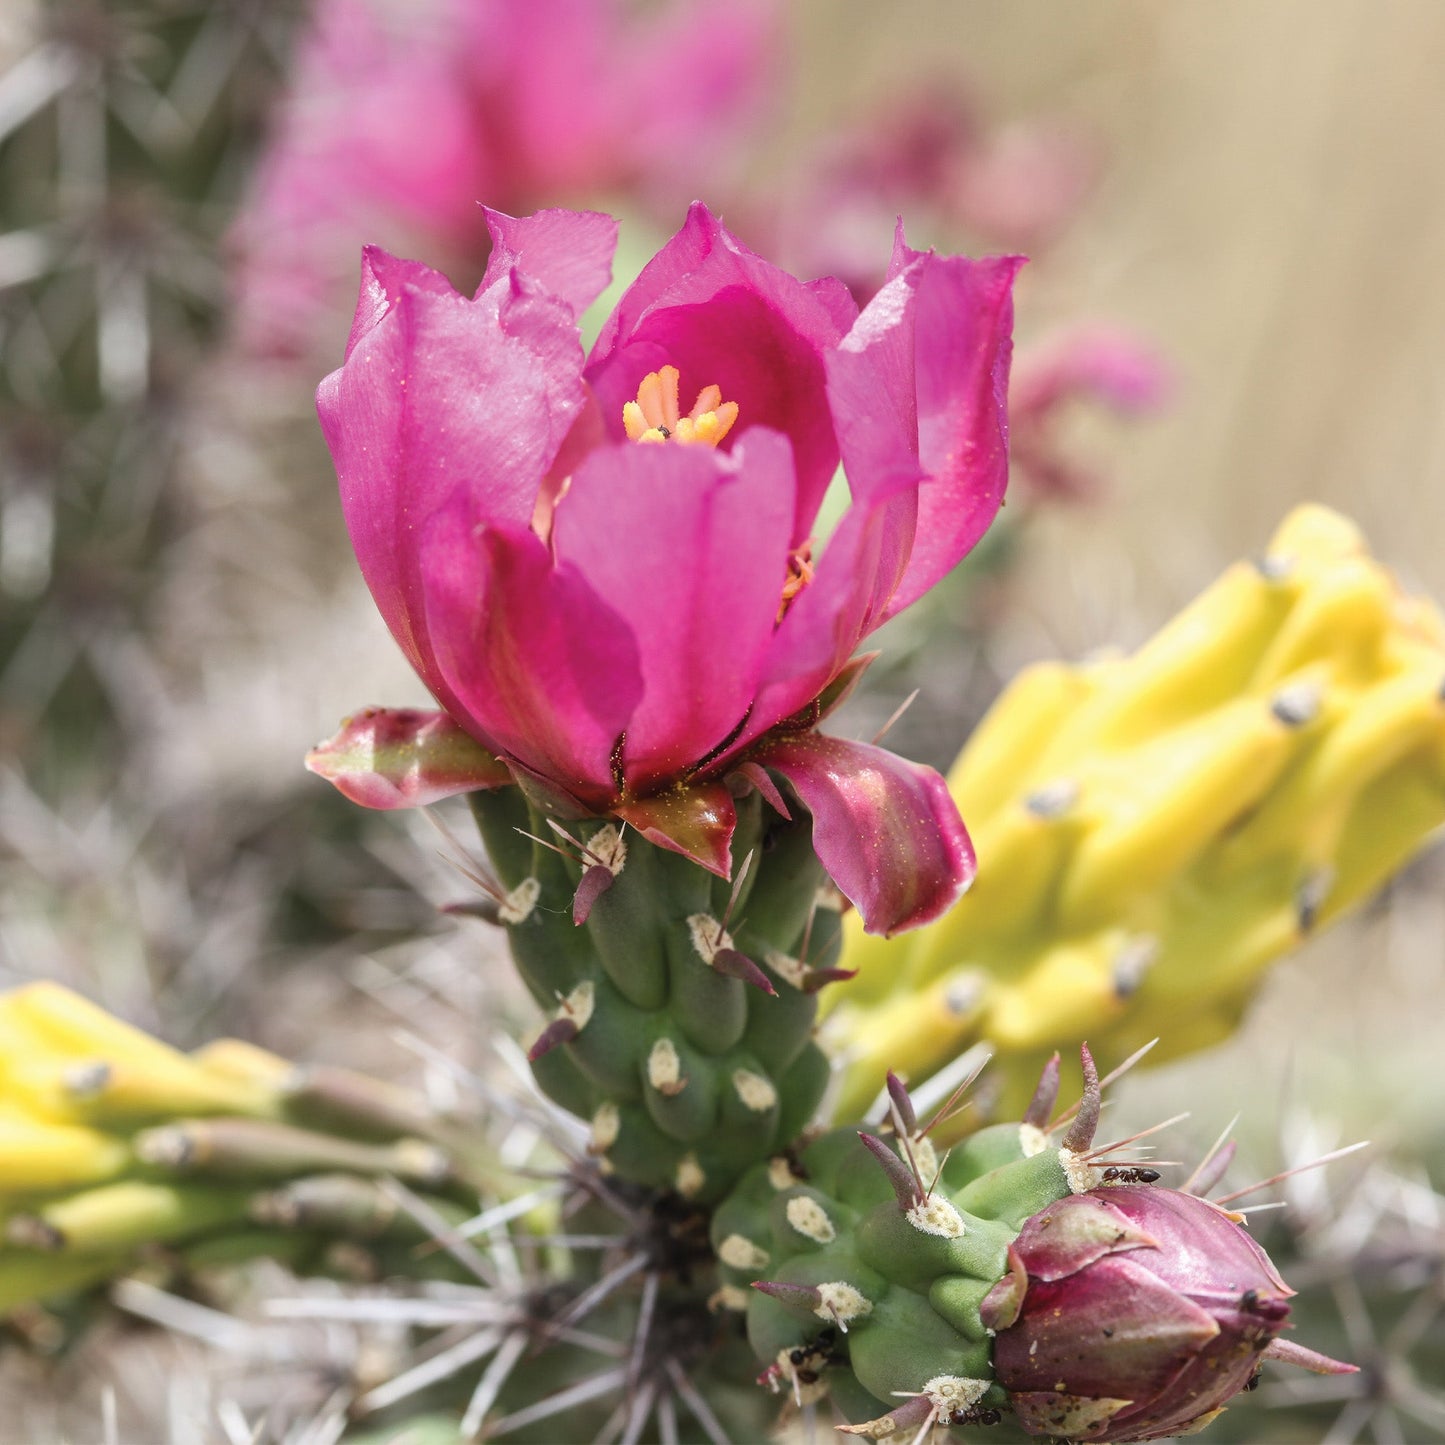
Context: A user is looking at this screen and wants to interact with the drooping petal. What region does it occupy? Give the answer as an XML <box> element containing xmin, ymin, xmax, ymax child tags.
<box><xmin>587</xmin><ymin>203</ymin><xmax>853</xmax><ymax>543</ymax></box>
<box><xmin>305</xmin><ymin>708</ymin><xmax>511</xmax><ymax>808</ymax></box>
<box><xmin>751</xmin><ymin>732</ymin><xmax>975</xmax><ymax>936</ymax></box>
<box><xmin>552</xmin><ymin>430</ymin><xmax>796</xmax><ymax>791</ymax></box>
<box><xmin>318</xmin><ymin>245</ymin><xmax>590</xmax><ymax>699</ymax></box>
<box><xmin>615</xmin><ymin>782</ymin><xmax>737</xmax><ymax>878</ymax></box>
<box><xmin>479</xmin><ymin>207</ymin><xmax>618</xmax><ymax>318</ymax></box>
<box><xmin>422</xmin><ymin>513</ymin><xmax>643</xmax><ymax>809</ymax></box>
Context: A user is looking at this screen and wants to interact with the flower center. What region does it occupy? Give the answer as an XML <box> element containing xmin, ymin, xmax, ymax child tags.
<box><xmin>777</xmin><ymin>540</ymin><xmax>814</xmax><ymax>622</ymax></box>
<box><xmin>622</xmin><ymin>365</ymin><xmax>738</xmax><ymax>447</ymax></box>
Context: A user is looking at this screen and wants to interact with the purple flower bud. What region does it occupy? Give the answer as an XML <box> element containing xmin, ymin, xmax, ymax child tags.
<box><xmin>986</xmin><ymin>1185</ymin><xmax>1351</xmax><ymax>1442</ymax></box>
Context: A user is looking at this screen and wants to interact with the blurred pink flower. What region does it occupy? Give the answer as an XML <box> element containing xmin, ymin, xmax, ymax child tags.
<box><xmin>1009</xmin><ymin>325</ymin><xmax>1172</xmax><ymax>499</ymax></box>
<box><xmin>227</xmin><ymin>0</ymin><xmax>775</xmax><ymax>360</ymax></box>
<box><xmin>760</xmin><ymin>83</ymin><xmax>1097</xmax><ymax>304</ymax></box>
<box><xmin>308</xmin><ymin>206</ymin><xmax>1020</xmax><ymax>935</ymax></box>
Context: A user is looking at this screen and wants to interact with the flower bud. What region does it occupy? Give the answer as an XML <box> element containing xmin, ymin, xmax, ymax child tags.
<box><xmin>987</xmin><ymin>1185</ymin><xmax>1301</xmax><ymax>1442</ymax></box>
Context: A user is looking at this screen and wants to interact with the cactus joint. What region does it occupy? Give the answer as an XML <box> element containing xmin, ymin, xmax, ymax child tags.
<box><xmin>733</xmin><ymin>1069</ymin><xmax>778</xmax><ymax>1113</ymax></box>
<box><xmin>498</xmin><ymin>876</ymin><xmax>541</xmax><ymax>925</ymax></box>
<box><xmin>785</xmin><ymin>1194</ymin><xmax>836</xmax><ymax>1244</ymax></box>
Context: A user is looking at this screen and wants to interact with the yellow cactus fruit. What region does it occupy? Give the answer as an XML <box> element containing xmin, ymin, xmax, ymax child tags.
<box><xmin>826</xmin><ymin>505</ymin><xmax>1445</xmax><ymax>1118</ymax></box>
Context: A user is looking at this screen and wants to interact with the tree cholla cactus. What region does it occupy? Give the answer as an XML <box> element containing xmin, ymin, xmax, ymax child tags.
<box><xmin>830</xmin><ymin>504</ymin><xmax>1445</xmax><ymax>1115</ymax></box>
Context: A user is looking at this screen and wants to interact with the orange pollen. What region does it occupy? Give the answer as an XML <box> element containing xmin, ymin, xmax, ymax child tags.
<box><xmin>622</xmin><ymin>365</ymin><xmax>739</xmax><ymax>448</ymax></box>
<box><xmin>777</xmin><ymin>540</ymin><xmax>815</xmax><ymax>623</ymax></box>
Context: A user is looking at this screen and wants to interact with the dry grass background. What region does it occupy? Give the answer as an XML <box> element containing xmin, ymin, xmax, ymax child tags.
<box><xmin>3</xmin><ymin>0</ymin><xmax>1444</xmax><ymax>1437</ymax></box>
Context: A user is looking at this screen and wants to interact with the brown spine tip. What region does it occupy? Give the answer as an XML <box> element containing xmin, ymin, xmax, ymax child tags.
<box><xmin>1024</xmin><ymin>1053</ymin><xmax>1061</xmax><ymax>1129</ymax></box>
<box><xmin>1062</xmin><ymin>1044</ymin><xmax>1101</xmax><ymax>1152</ymax></box>
<box><xmin>527</xmin><ymin>1016</ymin><xmax>579</xmax><ymax>1062</ymax></box>
<box><xmin>885</xmin><ymin>1072</ymin><xmax>918</xmax><ymax>1136</ymax></box>
<box><xmin>857</xmin><ymin>1131</ymin><xmax>923</xmax><ymax>1210</ymax></box>
<box><xmin>712</xmin><ymin>948</ymin><xmax>778</xmax><ymax>996</ymax></box>
<box><xmin>572</xmin><ymin>865</ymin><xmax>614</xmax><ymax>926</ymax></box>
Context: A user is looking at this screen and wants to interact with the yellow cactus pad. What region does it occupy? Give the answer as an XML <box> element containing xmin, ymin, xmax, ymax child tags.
<box><xmin>826</xmin><ymin>506</ymin><xmax>1445</xmax><ymax>1117</ymax></box>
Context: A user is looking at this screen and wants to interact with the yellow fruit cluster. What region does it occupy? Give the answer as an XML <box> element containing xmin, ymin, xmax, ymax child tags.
<box><xmin>0</xmin><ymin>983</ymin><xmax>483</xmax><ymax>1319</ymax></box>
<box><xmin>828</xmin><ymin>506</ymin><xmax>1445</xmax><ymax>1118</ymax></box>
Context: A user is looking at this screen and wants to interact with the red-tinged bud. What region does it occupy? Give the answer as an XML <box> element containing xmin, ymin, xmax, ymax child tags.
<box><xmin>987</xmin><ymin>1185</ymin><xmax>1354</xmax><ymax>1442</ymax></box>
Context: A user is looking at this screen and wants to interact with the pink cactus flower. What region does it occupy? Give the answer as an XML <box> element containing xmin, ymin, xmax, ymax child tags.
<box><xmin>308</xmin><ymin>205</ymin><xmax>1020</xmax><ymax>935</ymax></box>
<box><xmin>227</xmin><ymin>0</ymin><xmax>776</xmax><ymax>359</ymax></box>
<box><xmin>984</xmin><ymin>1184</ymin><xmax>1353</xmax><ymax>1442</ymax></box>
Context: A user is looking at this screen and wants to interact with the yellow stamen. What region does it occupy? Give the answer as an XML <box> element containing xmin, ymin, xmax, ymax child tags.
<box><xmin>623</xmin><ymin>366</ymin><xmax>738</xmax><ymax>448</ymax></box>
<box><xmin>777</xmin><ymin>540</ymin><xmax>815</xmax><ymax>623</ymax></box>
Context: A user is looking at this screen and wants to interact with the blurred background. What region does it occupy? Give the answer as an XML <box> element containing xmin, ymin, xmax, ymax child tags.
<box><xmin>1</xmin><ymin>0</ymin><xmax>1442</xmax><ymax>1438</ymax></box>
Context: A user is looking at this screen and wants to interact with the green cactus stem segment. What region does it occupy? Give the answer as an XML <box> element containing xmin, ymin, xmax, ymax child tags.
<box><xmin>468</xmin><ymin>785</ymin><xmax>843</xmax><ymax>1199</ymax></box>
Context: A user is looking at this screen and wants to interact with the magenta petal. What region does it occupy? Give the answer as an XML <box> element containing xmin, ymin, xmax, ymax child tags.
<box><xmin>614</xmin><ymin>784</ymin><xmax>737</xmax><ymax>879</ymax></box>
<box><xmin>422</xmin><ymin>514</ymin><xmax>642</xmax><ymax>809</ymax></box>
<box><xmin>552</xmin><ymin>431</ymin><xmax>796</xmax><ymax>791</ymax></box>
<box><xmin>751</xmin><ymin>732</ymin><xmax>975</xmax><ymax>936</ymax></box>
<box><xmin>886</xmin><ymin>245</ymin><xmax>1021</xmax><ymax>618</ymax></box>
<box><xmin>742</xmin><ymin>481</ymin><xmax>916</xmax><ymax>746</ymax></box>
<box><xmin>480</xmin><ymin>207</ymin><xmax>618</xmax><ymax>317</ymax></box>
<box><xmin>827</xmin><ymin>232</ymin><xmax>1021</xmax><ymax>625</ymax></box>
<box><xmin>305</xmin><ymin>707</ymin><xmax>511</xmax><ymax>808</ymax></box>
<box><xmin>586</xmin><ymin>203</ymin><xmax>852</xmax><ymax>542</ymax></box>
<box><xmin>318</xmin><ymin>246</ymin><xmax>589</xmax><ymax>700</ymax></box>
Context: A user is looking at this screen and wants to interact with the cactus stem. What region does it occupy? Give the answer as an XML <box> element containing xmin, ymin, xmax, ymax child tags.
<box><xmin>858</xmin><ymin>1131</ymin><xmax>924</xmax><ymax>1210</ymax></box>
<box><xmin>1211</xmin><ymin>1139</ymin><xmax>1370</xmax><ymax>1206</ymax></box>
